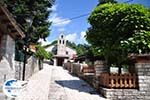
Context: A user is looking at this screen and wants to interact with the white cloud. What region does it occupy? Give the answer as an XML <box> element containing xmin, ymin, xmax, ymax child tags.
<box><xmin>38</xmin><ymin>38</ymin><xmax>50</xmax><ymax>46</ymax></box>
<box><xmin>48</xmin><ymin>5</ymin><xmax>57</xmax><ymax>11</ymax></box>
<box><xmin>49</xmin><ymin>13</ymin><xmax>71</xmax><ymax>27</ymax></box>
<box><xmin>53</xmin><ymin>17</ymin><xmax>71</xmax><ymax>27</ymax></box>
<box><xmin>77</xmin><ymin>31</ymin><xmax>88</xmax><ymax>44</ymax></box>
<box><xmin>80</xmin><ymin>31</ymin><xmax>86</xmax><ymax>40</ymax></box>
<box><xmin>66</xmin><ymin>33</ymin><xmax>77</xmax><ymax>42</ymax></box>
<box><xmin>48</xmin><ymin>5</ymin><xmax>71</xmax><ymax>27</ymax></box>
<box><xmin>58</xmin><ymin>28</ymin><xmax>65</xmax><ymax>32</ymax></box>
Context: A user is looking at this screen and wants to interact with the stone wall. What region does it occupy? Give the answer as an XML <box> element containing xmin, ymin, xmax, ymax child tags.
<box><xmin>94</xmin><ymin>60</ymin><xmax>107</xmax><ymax>76</ymax></box>
<box><xmin>99</xmin><ymin>55</ymin><xmax>150</xmax><ymax>100</ymax></box>
<box><xmin>100</xmin><ymin>84</ymin><xmax>149</xmax><ymax>99</ymax></box>
<box><xmin>15</xmin><ymin>56</ymin><xmax>41</xmax><ymax>80</ymax></box>
<box><xmin>0</xmin><ymin>34</ymin><xmax>41</xmax><ymax>99</ymax></box>
<box><xmin>0</xmin><ymin>35</ymin><xmax>16</xmax><ymax>100</ymax></box>
<box><xmin>135</xmin><ymin>62</ymin><xmax>150</xmax><ymax>100</ymax></box>
<box><xmin>25</xmin><ymin>56</ymin><xmax>40</xmax><ymax>79</ymax></box>
<box><xmin>100</xmin><ymin>88</ymin><xmax>140</xmax><ymax>100</ymax></box>
<box><xmin>72</xmin><ymin>63</ymin><xmax>81</xmax><ymax>76</ymax></box>
<box><xmin>0</xmin><ymin>35</ymin><xmax>15</xmax><ymax>87</ymax></box>
<box><xmin>93</xmin><ymin>60</ymin><xmax>107</xmax><ymax>89</ymax></box>
<box><xmin>15</xmin><ymin>61</ymin><xmax>23</xmax><ymax>80</ymax></box>
<box><xmin>64</xmin><ymin>61</ymin><xmax>72</xmax><ymax>72</ymax></box>
<box><xmin>0</xmin><ymin>56</ymin><xmax>41</xmax><ymax>100</ymax></box>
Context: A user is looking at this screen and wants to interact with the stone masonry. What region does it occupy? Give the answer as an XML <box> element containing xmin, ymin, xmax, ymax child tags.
<box><xmin>15</xmin><ymin>56</ymin><xmax>42</xmax><ymax>80</ymax></box>
<box><xmin>0</xmin><ymin>34</ymin><xmax>16</xmax><ymax>100</ymax></box>
<box><xmin>0</xmin><ymin>35</ymin><xmax>15</xmax><ymax>86</ymax></box>
<box><xmin>99</xmin><ymin>55</ymin><xmax>150</xmax><ymax>100</ymax></box>
<box><xmin>135</xmin><ymin>62</ymin><xmax>150</xmax><ymax>99</ymax></box>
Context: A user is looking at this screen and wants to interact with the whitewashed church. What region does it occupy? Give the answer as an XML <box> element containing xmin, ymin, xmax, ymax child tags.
<box><xmin>45</xmin><ymin>33</ymin><xmax>77</xmax><ymax>66</ymax></box>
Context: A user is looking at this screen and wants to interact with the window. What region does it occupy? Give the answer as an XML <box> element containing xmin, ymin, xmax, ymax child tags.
<box><xmin>63</xmin><ymin>40</ymin><xmax>64</xmax><ymax>44</ymax></box>
<box><xmin>61</xmin><ymin>35</ymin><xmax>63</xmax><ymax>38</ymax></box>
<box><xmin>66</xmin><ymin>51</ymin><xmax>68</xmax><ymax>55</ymax></box>
<box><xmin>59</xmin><ymin>40</ymin><xmax>61</xmax><ymax>44</ymax></box>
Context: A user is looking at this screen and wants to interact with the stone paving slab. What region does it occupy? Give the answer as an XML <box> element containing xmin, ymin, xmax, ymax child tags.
<box><xmin>48</xmin><ymin>66</ymin><xmax>107</xmax><ymax>100</ymax></box>
<box><xmin>16</xmin><ymin>63</ymin><xmax>52</xmax><ymax>100</ymax></box>
<box><xmin>15</xmin><ymin>64</ymin><xmax>107</xmax><ymax>100</ymax></box>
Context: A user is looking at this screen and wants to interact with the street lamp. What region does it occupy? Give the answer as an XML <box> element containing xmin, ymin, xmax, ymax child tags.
<box><xmin>22</xmin><ymin>16</ymin><xmax>33</xmax><ymax>81</ymax></box>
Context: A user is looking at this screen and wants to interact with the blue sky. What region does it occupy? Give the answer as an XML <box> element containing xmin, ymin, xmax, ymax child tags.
<box><xmin>40</xmin><ymin>0</ymin><xmax>150</xmax><ymax>45</ymax></box>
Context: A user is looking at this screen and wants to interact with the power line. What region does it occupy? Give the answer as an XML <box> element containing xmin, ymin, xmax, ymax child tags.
<box><xmin>124</xmin><ymin>0</ymin><xmax>134</xmax><ymax>3</ymax></box>
<box><xmin>53</xmin><ymin>13</ymin><xmax>90</xmax><ymax>25</ymax></box>
<box><xmin>69</xmin><ymin>13</ymin><xmax>90</xmax><ymax>21</ymax></box>
<box><xmin>53</xmin><ymin>0</ymin><xmax>134</xmax><ymax>25</ymax></box>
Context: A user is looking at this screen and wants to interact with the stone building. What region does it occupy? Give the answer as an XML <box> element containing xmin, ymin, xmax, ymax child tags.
<box><xmin>0</xmin><ymin>4</ymin><xmax>24</xmax><ymax>97</ymax></box>
<box><xmin>45</xmin><ymin>33</ymin><xmax>77</xmax><ymax>66</ymax></box>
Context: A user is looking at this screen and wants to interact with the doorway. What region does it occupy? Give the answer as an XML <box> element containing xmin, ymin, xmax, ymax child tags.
<box><xmin>57</xmin><ymin>58</ymin><xmax>64</xmax><ymax>66</ymax></box>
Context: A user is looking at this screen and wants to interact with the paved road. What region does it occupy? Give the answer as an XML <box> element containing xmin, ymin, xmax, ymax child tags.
<box><xmin>16</xmin><ymin>64</ymin><xmax>52</xmax><ymax>100</ymax></box>
<box><xmin>15</xmin><ymin>64</ymin><xmax>107</xmax><ymax>100</ymax></box>
<box><xmin>48</xmin><ymin>65</ymin><xmax>107</xmax><ymax>100</ymax></box>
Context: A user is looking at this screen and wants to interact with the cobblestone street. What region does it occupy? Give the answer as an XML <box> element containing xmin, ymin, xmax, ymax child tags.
<box><xmin>16</xmin><ymin>63</ymin><xmax>107</xmax><ymax>100</ymax></box>
<box><xmin>48</xmin><ymin>65</ymin><xmax>107</xmax><ymax>100</ymax></box>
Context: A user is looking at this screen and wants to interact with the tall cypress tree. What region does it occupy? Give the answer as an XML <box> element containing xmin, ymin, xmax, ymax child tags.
<box><xmin>2</xmin><ymin>0</ymin><xmax>55</xmax><ymax>61</ymax></box>
<box><xmin>4</xmin><ymin>0</ymin><xmax>55</xmax><ymax>43</ymax></box>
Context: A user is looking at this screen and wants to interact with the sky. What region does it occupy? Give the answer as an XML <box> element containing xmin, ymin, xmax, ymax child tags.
<box><xmin>40</xmin><ymin>0</ymin><xmax>150</xmax><ymax>45</ymax></box>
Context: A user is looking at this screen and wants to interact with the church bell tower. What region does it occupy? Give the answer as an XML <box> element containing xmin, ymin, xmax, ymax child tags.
<box><xmin>57</xmin><ymin>33</ymin><xmax>66</xmax><ymax>56</ymax></box>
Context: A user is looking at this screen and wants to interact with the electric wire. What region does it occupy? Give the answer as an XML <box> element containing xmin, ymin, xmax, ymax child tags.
<box><xmin>53</xmin><ymin>13</ymin><xmax>90</xmax><ymax>25</ymax></box>
<box><xmin>52</xmin><ymin>0</ymin><xmax>134</xmax><ymax>25</ymax></box>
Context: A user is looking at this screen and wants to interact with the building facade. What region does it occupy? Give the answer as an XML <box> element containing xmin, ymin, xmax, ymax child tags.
<box><xmin>46</xmin><ymin>33</ymin><xmax>77</xmax><ymax>66</ymax></box>
<box><xmin>0</xmin><ymin>5</ymin><xmax>24</xmax><ymax>99</ymax></box>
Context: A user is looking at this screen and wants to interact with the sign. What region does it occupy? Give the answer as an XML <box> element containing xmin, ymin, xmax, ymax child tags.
<box><xmin>3</xmin><ymin>79</ymin><xmax>27</xmax><ymax>98</ymax></box>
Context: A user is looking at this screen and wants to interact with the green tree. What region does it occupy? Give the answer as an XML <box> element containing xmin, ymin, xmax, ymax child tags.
<box><xmin>44</xmin><ymin>40</ymin><xmax>57</xmax><ymax>48</ymax></box>
<box><xmin>35</xmin><ymin>45</ymin><xmax>53</xmax><ymax>60</ymax></box>
<box><xmin>66</xmin><ymin>41</ymin><xmax>77</xmax><ymax>50</ymax></box>
<box><xmin>4</xmin><ymin>0</ymin><xmax>54</xmax><ymax>43</ymax></box>
<box><xmin>75</xmin><ymin>44</ymin><xmax>85</xmax><ymax>56</ymax></box>
<box><xmin>121</xmin><ymin>31</ymin><xmax>150</xmax><ymax>54</ymax></box>
<box><xmin>66</xmin><ymin>41</ymin><xmax>94</xmax><ymax>57</ymax></box>
<box><xmin>3</xmin><ymin>0</ymin><xmax>55</xmax><ymax>61</ymax></box>
<box><xmin>86</xmin><ymin>3</ymin><xmax>150</xmax><ymax>72</ymax></box>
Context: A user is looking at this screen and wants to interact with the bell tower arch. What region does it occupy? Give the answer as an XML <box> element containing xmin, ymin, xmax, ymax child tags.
<box><xmin>57</xmin><ymin>33</ymin><xmax>66</xmax><ymax>56</ymax></box>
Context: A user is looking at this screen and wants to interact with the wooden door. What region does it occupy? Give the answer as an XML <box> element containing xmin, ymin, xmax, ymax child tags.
<box><xmin>57</xmin><ymin>58</ymin><xmax>64</xmax><ymax>66</ymax></box>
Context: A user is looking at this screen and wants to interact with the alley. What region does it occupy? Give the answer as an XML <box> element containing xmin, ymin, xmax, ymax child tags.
<box><xmin>48</xmin><ymin>64</ymin><xmax>106</xmax><ymax>100</ymax></box>
<box><xmin>16</xmin><ymin>63</ymin><xmax>107</xmax><ymax>100</ymax></box>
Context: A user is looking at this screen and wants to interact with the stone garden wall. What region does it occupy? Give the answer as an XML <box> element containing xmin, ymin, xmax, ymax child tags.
<box><xmin>0</xmin><ymin>34</ymin><xmax>42</xmax><ymax>100</ymax></box>
<box><xmin>135</xmin><ymin>62</ymin><xmax>150</xmax><ymax>99</ymax></box>
<box><xmin>99</xmin><ymin>56</ymin><xmax>150</xmax><ymax>100</ymax></box>
<box><xmin>0</xmin><ymin>35</ymin><xmax>16</xmax><ymax>100</ymax></box>
<box><xmin>64</xmin><ymin>58</ymin><xmax>150</xmax><ymax>100</ymax></box>
<box><xmin>15</xmin><ymin>56</ymin><xmax>42</xmax><ymax>80</ymax></box>
<box><xmin>0</xmin><ymin>35</ymin><xmax>15</xmax><ymax>90</ymax></box>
